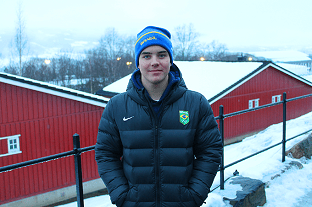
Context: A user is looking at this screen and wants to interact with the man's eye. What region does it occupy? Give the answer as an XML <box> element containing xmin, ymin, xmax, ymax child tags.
<box><xmin>159</xmin><ymin>54</ymin><xmax>166</xmax><ymax>58</ymax></box>
<box><xmin>143</xmin><ymin>55</ymin><xmax>150</xmax><ymax>59</ymax></box>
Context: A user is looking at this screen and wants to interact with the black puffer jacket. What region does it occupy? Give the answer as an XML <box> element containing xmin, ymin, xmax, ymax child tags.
<box><xmin>95</xmin><ymin>64</ymin><xmax>222</xmax><ymax>207</ymax></box>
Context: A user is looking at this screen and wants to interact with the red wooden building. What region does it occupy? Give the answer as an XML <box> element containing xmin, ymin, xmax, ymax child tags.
<box><xmin>0</xmin><ymin>72</ymin><xmax>108</xmax><ymax>205</ymax></box>
<box><xmin>206</xmin><ymin>62</ymin><xmax>312</xmax><ymax>144</ymax></box>
<box><xmin>98</xmin><ymin>61</ymin><xmax>312</xmax><ymax>144</ymax></box>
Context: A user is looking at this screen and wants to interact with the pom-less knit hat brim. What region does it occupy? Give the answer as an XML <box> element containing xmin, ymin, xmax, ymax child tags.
<box><xmin>135</xmin><ymin>26</ymin><xmax>173</xmax><ymax>68</ymax></box>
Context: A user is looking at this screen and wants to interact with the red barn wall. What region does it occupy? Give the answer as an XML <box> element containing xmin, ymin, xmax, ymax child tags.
<box><xmin>0</xmin><ymin>82</ymin><xmax>104</xmax><ymax>204</ymax></box>
<box><xmin>211</xmin><ymin>66</ymin><xmax>312</xmax><ymax>143</ymax></box>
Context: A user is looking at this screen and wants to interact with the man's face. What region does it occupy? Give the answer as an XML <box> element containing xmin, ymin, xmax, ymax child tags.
<box><xmin>138</xmin><ymin>45</ymin><xmax>171</xmax><ymax>87</ymax></box>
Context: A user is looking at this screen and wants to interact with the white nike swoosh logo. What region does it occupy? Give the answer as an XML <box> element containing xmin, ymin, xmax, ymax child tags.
<box><xmin>123</xmin><ymin>116</ymin><xmax>134</xmax><ymax>121</ymax></box>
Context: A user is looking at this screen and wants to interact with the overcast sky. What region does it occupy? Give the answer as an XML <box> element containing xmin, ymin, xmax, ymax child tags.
<box><xmin>1</xmin><ymin>0</ymin><xmax>312</xmax><ymax>53</ymax></box>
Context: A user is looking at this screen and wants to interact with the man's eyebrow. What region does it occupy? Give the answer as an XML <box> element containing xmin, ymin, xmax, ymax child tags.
<box><xmin>141</xmin><ymin>51</ymin><xmax>152</xmax><ymax>55</ymax></box>
<box><xmin>140</xmin><ymin>50</ymin><xmax>168</xmax><ymax>55</ymax></box>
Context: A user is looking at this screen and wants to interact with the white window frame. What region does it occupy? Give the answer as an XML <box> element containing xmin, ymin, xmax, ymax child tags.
<box><xmin>0</xmin><ymin>134</ymin><xmax>22</xmax><ymax>157</ymax></box>
<box><xmin>249</xmin><ymin>99</ymin><xmax>259</xmax><ymax>109</ymax></box>
<box><xmin>272</xmin><ymin>95</ymin><xmax>282</xmax><ymax>103</ymax></box>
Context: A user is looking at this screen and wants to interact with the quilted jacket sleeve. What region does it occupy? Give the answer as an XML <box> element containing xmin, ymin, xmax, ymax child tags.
<box><xmin>189</xmin><ymin>95</ymin><xmax>223</xmax><ymax>206</ymax></box>
<box><xmin>95</xmin><ymin>99</ymin><xmax>129</xmax><ymax>206</ymax></box>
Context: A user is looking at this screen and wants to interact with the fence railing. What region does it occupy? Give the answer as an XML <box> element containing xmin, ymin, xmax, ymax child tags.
<box><xmin>216</xmin><ymin>92</ymin><xmax>312</xmax><ymax>189</ymax></box>
<box><xmin>0</xmin><ymin>134</ymin><xmax>93</xmax><ymax>207</ymax></box>
<box><xmin>1</xmin><ymin>92</ymin><xmax>312</xmax><ymax>207</ymax></box>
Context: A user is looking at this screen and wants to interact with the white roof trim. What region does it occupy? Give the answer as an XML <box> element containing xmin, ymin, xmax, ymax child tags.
<box><xmin>209</xmin><ymin>62</ymin><xmax>312</xmax><ymax>104</ymax></box>
<box><xmin>0</xmin><ymin>73</ymin><xmax>108</xmax><ymax>107</ymax></box>
<box><xmin>271</xmin><ymin>63</ymin><xmax>312</xmax><ymax>87</ymax></box>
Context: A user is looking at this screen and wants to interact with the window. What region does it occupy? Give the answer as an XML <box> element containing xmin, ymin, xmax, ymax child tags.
<box><xmin>272</xmin><ymin>95</ymin><xmax>281</xmax><ymax>103</ymax></box>
<box><xmin>0</xmin><ymin>135</ymin><xmax>22</xmax><ymax>157</ymax></box>
<box><xmin>8</xmin><ymin>137</ymin><xmax>20</xmax><ymax>153</ymax></box>
<box><xmin>249</xmin><ymin>99</ymin><xmax>259</xmax><ymax>109</ymax></box>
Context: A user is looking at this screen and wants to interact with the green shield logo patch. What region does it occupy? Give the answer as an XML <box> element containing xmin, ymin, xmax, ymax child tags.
<box><xmin>179</xmin><ymin>110</ymin><xmax>189</xmax><ymax>125</ymax></box>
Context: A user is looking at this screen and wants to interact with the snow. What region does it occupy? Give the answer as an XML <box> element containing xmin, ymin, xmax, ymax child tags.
<box><xmin>302</xmin><ymin>74</ymin><xmax>312</xmax><ymax>82</ymax></box>
<box><xmin>278</xmin><ymin>63</ymin><xmax>311</xmax><ymax>76</ymax></box>
<box><xmin>102</xmin><ymin>61</ymin><xmax>312</xmax><ymax>103</ymax></box>
<box><xmin>0</xmin><ymin>58</ymin><xmax>11</xmax><ymax>71</ymax></box>
<box><xmin>248</xmin><ymin>50</ymin><xmax>311</xmax><ymax>62</ymax></box>
<box><xmin>70</xmin><ymin>41</ymin><xmax>89</xmax><ymax>47</ymax></box>
<box><xmin>277</xmin><ymin>63</ymin><xmax>312</xmax><ymax>83</ymax></box>
<box><xmin>176</xmin><ymin>61</ymin><xmax>263</xmax><ymax>102</ymax></box>
<box><xmin>48</xmin><ymin>78</ymin><xmax>89</xmax><ymax>86</ymax></box>
<box><xmin>57</xmin><ymin>111</ymin><xmax>312</xmax><ymax>207</ymax></box>
<box><xmin>103</xmin><ymin>61</ymin><xmax>264</xmax><ymax>101</ymax></box>
<box><xmin>103</xmin><ymin>73</ymin><xmax>132</xmax><ymax>93</ymax></box>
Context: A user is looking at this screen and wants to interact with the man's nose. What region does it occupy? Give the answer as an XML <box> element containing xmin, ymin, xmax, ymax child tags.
<box><xmin>151</xmin><ymin>56</ymin><xmax>159</xmax><ymax>66</ymax></box>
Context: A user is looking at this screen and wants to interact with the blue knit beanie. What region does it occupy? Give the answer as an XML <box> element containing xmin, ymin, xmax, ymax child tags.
<box><xmin>135</xmin><ymin>26</ymin><xmax>173</xmax><ymax>68</ymax></box>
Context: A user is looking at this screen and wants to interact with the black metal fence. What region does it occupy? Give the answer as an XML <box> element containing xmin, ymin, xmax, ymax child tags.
<box><xmin>0</xmin><ymin>134</ymin><xmax>93</xmax><ymax>207</ymax></box>
<box><xmin>216</xmin><ymin>92</ymin><xmax>312</xmax><ymax>189</ymax></box>
<box><xmin>1</xmin><ymin>92</ymin><xmax>312</xmax><ymax>207</ymax></box>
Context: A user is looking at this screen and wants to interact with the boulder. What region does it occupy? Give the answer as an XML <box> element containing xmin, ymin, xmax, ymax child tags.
<box><xmin>223</xmin><ymin>176</ymin><xmax>266</xmax><ymax>207</ymax></box>
<box><xmin>286</xmin><ymin>133</ymin><xmax>312</xmax><ymax>159</ymax></box>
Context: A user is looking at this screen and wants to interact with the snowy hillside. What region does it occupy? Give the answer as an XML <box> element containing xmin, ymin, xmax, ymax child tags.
<box><xmin>249</xmin><ymin>51</ymin><xmax>311</xmax><ymax>62</ymax></box>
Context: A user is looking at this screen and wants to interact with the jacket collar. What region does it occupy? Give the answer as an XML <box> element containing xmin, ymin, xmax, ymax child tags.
<box><xmin>126</xmin><ymin>63</ymin><xmax>187</xmax><ymax>105</ymax></box>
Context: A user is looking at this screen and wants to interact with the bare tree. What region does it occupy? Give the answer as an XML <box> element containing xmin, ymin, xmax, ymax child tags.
<box><xmin>208</xmin><ymin>40</ymin><xmax>228</xmax><ymax>60</ymax></box>
<box><xmin>193</xmin><ymin>40</ymin><xmax>228</xmax><ymax>61</ymax></box>
<box><xmin>13</xmin><ymin>1</ymin><xmax>28</xmax><ymax>76</ymax></box>
<box><xmin>173</xmin><ymin>23</ymin><xmax>199</xmax><ymax>61</ymax></box>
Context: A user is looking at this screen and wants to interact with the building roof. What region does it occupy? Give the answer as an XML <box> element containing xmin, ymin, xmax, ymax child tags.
<box><xmin>248</xmin><ymin>50</ymin><xmax>311</xmax><ymax>62</ymax></box>
<box><xmin>0</xmin><ymin>72</ymin><xmax>109</xmax><ymax>107</ymax></box>
<box><xmin>101</xmin><ymin>61</ymin><xmax>312</xmax><ymax>104</ymax></box>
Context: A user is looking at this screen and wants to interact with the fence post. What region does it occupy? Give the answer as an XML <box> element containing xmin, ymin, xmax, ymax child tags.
<box><xmin>219</xmin><ymin>105</ymin><xmax>225</xmax><ymax>190</ymax></box>
<box><xmin>73</xmin><ymin>133</ymin><xmax>84</xmax><ymax>207</ymax></box>
<box><xmin>282</xmin><ymin>92</ymin><xmax>287</xmax><ymax>162</ymax></box>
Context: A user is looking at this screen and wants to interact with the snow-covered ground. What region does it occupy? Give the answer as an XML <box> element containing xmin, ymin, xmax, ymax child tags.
<box><xmin>57</xmin><ymin>111</ymin><xmax>312</xmax><ymax>207</ymax></box>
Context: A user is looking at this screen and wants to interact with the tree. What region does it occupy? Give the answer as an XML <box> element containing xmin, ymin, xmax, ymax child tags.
<box><xmin>3</xmin><ymin>61</ymin><xmax>18</xmax><ymax>75</ymax></box>
<box><xmin>173</xmin><ymin>23</ymin><xmax>199</xmax><ymax>61</ymax></box>
<box><xmin>85</xmin><ymin>28</ymin><xmax>135</xmax><ymax>93</ymax></box>
<box><xmin>208</xmin><ymin>40</ymin><xmax>228</xmax><ymax>60</ymax></box>
<box><xmin>98</xmin><ymin>28</ymin><xmax>124</xmax><ymax>83</ymax></box>
<box><xmin>57</xmin><ymin>54</ymin><xmax>72</xmax><ymax>86</ymax></box>
<box><xmin>13</xmin><ymin>1</ymin><xmax>28</xmax><ymax>76</ymax></box>
<box><xmin>196</xmin><ymin>40</ymin><xmax>229</xmax><ymax>61</ymax></box>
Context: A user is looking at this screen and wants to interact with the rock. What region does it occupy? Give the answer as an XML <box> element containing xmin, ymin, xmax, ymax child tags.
<box><xmin>286</xmin><ymin>133</ymin><xmax>312</xmax><ymax>159</ymax></box>
<box><xmin>271</xmin><ymin>160</ymin><xmax>303</xmax><ymax>180</ymax></box>
<box><xmin>287</xmin><ymin>161</ymin><xmax>303</xmax><ymax>169</ymax></box>
<box><xmin>223</xmin><ymin>176</ymin><xmax>266</xmax><ymax>207</ymax></box>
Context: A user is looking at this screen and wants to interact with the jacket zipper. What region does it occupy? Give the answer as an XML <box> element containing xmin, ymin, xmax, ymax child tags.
<box><xmin>154</xmin><ymin>105</ymin><xmax>167</xmax><ymax>207</ymax></box>
<box><xmin>143</xmin><ymin>103</ymin><xmax>161</xmax><ymax>206</ymax></box>
<box><xmin>155</xmin><ymin>124</ymin><xmax>160</xmax><ymax>207</ymax></box>
<box><xmin>149</xmin><ymin>108</ymin><xmax>161</xmax><ymax>207</ymax></box>
<box><xmin>145</xmin><ymin>96</ymin><xmax>167</xmax><ymax>207</ymax></box>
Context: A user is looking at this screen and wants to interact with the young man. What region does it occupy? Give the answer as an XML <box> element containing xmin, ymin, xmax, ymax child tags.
<box><xmin>95</xmin><ymin>26</ymin><xmax>222</xmax><ymax>207</ymax></box>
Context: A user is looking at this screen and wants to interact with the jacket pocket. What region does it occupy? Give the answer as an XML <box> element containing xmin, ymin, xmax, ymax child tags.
<box><xmin>179</xmin><ymin>186</ymin><xmax>198</xmax><ymax>207</ymax></box>
<box><xmin>123</xmin><ymin>184</ymin><xmax>138</xmax><ymax>206</ymax></box>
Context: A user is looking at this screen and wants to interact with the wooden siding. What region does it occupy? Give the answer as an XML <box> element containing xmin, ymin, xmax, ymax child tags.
<box><xmin>211</xmin><ymin>66</ymin><xmax>312</xmax><ymax>141</ymax></box>
<box><xmin>0</xmin><ymin>82</ymin><xmax>104</xmax><ymax>204</ymax></box>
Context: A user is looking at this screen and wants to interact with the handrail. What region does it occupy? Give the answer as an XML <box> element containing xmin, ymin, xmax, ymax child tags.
<box><xmin>0</xmin><ymin>150</ymin><xmax>74</xmax><ymax>173</ymax></box>
<box><xmin>217</xmin><ymin>92</ymin><xmax>312</xmax><ymax>189</ymax></box>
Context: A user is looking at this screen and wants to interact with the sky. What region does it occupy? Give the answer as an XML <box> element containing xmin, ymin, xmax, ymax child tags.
<box><xmin>1</xmin><ymin>0</ymin><xmax>312</xmax><ymax>56</ymax></box>
<box><xmin>57</xmin><ymin>110</ymin><xmax>312</xmax><ymax>207</ymax></box>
